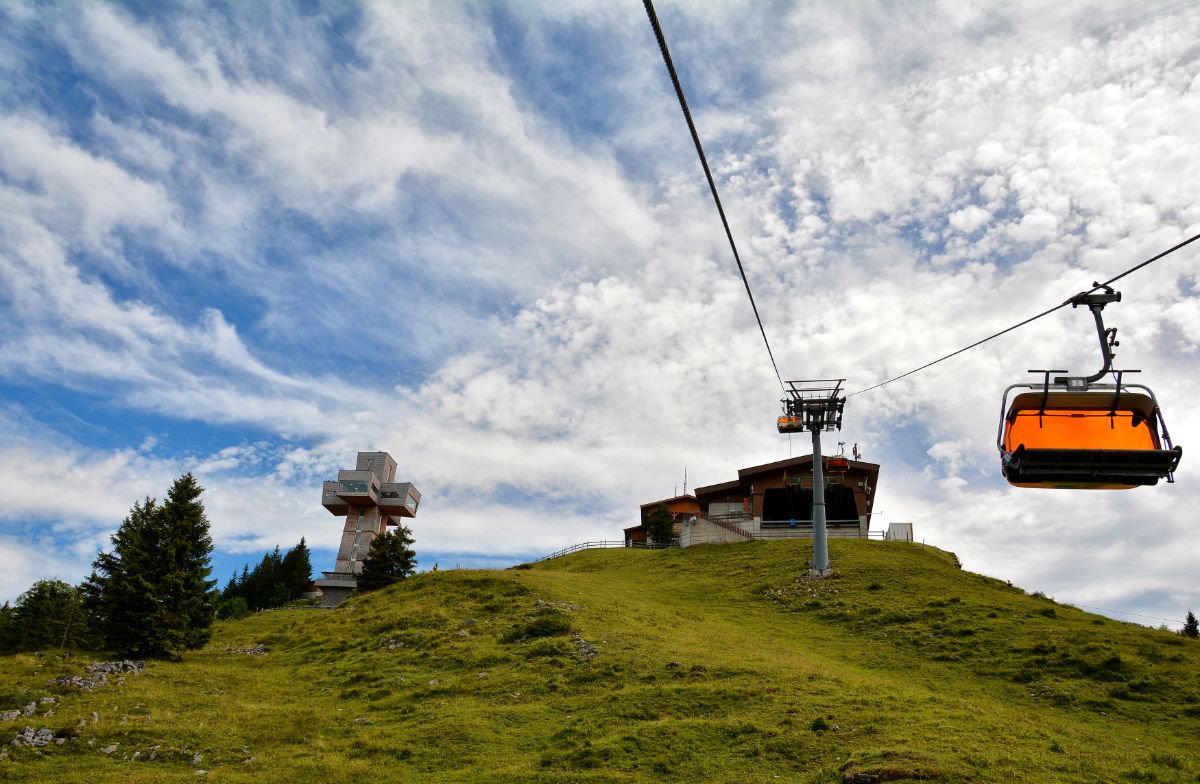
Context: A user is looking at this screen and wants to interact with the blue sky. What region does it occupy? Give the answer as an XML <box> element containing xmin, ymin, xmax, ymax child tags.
<box><xmin>1</xmin><ymin>1</ymin><xmax>1198</xmax><ymax>629</ymax></box>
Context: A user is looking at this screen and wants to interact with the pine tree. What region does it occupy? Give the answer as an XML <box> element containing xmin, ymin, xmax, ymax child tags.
<box><xmin>82</xmin><ymin>474</ymin><xmax>217</xmax><ymax>659</ymax></box>
<box><xmin>357</xmin><ymin>526</ymin><xmax>417</xmax><ymax>592</ymax></box>
<box><xmin>1183</xmin><ymin>610</ymin><xmax>1199</xmax><ymax>639</ymax></box>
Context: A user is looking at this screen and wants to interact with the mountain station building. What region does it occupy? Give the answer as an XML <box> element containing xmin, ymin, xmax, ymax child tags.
<box><xmin>631</xmin><ymin>455</ymin><xmax>879</xmax><ymax>548</ymax></box>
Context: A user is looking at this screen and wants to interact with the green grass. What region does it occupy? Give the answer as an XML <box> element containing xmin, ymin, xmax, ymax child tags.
<box><xmin>1</xmin><ymin>539</ymin><xmax>1198</xmax><ymax>782</ymax></box>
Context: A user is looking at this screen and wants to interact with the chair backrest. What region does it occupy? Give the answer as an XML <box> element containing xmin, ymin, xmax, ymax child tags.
<box><xmin>1003</xmin><ymin>391</ymin><xmax>1161</xmax><ymax>452</ymax></box>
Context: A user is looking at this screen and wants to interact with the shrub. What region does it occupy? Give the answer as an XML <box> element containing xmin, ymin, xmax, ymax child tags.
<box><xmin>525</xmin><ymin>638</ymin><xmax>572</xmax><ymax>659</ymax></box>
<box><xmin>217</xmin><ymin>597</ymin><xmax>250</xmax><ymax>621</ymax></box>
<box><xmin>502</xmin><ymin>608</ymin><xmax>573</xmax><ymax>643</ymax></box>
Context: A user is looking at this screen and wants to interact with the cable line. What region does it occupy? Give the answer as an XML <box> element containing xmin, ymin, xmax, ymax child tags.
<box><xmin>1070</xmin><ymin>604</ymin><xmax>1184</xmax><ymax>626</ymax></box>
<box><xmin>849</xmin><ymin>229</ymin><xmax>1200</xmax><ymax>397</ymax></box>
<box><xmin>642</xmin><ymin>0</ymin><xmax>785</xmax><ymax>391</ymax></box>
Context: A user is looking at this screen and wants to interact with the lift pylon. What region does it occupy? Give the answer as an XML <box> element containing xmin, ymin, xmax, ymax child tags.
<box><xmin>779</xmin><ymin>379</ymin><xmax>846</xmax><ymax>576</ymax></box>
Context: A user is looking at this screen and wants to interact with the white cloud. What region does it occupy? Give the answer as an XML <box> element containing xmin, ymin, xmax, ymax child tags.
<box><xmin>949</xmin><ymin>205</ymin><xmax>990</xmax><ymax>234</ymax></box>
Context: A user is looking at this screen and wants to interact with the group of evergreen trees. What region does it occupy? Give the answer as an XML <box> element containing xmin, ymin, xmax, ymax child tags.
<box><xmin>0</xmin><ymin>579</ymin><xmax>88</xmax><ymax>652</ymax></box>
<box><xmin>0</xmin><ymin>473</ymin><xmax>423</xmax><ymax>659</ymax></box>
<box><xmin>218</xmin><ymin>539</ymin><xmax>313</xmax><ymax>617</ymax></box>
<box><xmin>0</xmin><ymin>474</ymin><xmax>216</xmax><ymax>658</ymax></box>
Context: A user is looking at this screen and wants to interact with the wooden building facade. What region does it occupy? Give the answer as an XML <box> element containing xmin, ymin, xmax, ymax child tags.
<box><xmin>680</xmin><ymin>456</ymin><xmax>880</xmax><ymax>547</ymax></box>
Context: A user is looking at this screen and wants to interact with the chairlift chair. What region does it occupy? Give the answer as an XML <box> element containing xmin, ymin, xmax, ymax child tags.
<box><xmin>777</xmin><ymin>415</ymin><xmax>805</xmax><ymax>433</ymax></box>
<box><xmin>827</xmin><ymin>443</ymin><xmax>850</xmax><ymax>474</ymax></box>
<box><xmin>997</xmin><ymin>286</ymin><xmax>1181</xmax><ymax>489</ymax></box>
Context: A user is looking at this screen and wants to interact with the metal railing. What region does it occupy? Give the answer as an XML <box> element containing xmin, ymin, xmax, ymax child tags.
<box><xmin>534</xmin><ymin>539</ymin><xmax>675</xmax><ymax>563</ymax></box>
<box><xmin>536</xmin><ymin>527</ymin><xmax>900</xmax><ymax>563</ymax></box>
<box><xmin>751</xmin><ymin>528</ymin><xmax>886</xmax><ymax>540</ymax></box>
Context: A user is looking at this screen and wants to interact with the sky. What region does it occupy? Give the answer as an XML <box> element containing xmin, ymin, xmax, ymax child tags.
<box><xmin>0</xmin><ymin>0</ymin><xmax>1197</xmax><ymax>628</ymax></box>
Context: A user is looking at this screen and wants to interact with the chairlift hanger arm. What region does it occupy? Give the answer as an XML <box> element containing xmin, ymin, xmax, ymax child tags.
<box><xmin>1058</xmin><ymin>284</ymin><xmax>1121</xmax><ymax>385</ymax></box>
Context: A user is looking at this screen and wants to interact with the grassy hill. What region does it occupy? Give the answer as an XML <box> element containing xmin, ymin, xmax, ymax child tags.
<box><xmin>1</xmin><ymin>539</ymin><xmax>1198</xmax><ymax>783</ymax></box>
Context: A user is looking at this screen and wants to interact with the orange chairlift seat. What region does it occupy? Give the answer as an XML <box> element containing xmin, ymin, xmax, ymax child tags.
<box><xmin>777</xmin><ymin>414</ymin><xmax>805</xmax><ymax>433</ymax></box>
<box><xmin>997</xmin><ymin>287</ymin><xmax>1181</xmax><ymax>489</ymax></box>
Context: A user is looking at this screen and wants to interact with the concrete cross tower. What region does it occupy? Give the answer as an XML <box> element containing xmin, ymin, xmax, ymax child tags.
<box><xmin>315</xmin><ymin>451</ymin><xmax>421</xmax><ymax>606</ymax></box>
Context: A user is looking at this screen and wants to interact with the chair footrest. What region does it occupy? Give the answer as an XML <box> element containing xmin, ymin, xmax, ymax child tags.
<box><xmin>1003</xmin><ymin>446</ymin><xmax>1181</xmax><ymax>486</ymax></box>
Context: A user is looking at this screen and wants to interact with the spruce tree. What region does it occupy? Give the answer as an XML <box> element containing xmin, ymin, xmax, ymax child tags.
<box><xmin>1183</xmin><ymin>610</ymin><xmax>1199</xmax><ymax>639</ymax></box>
<box><xmin>644</xmin><ymin>503</ymin><xmax>676</xmax><ymax>545</ymax></box>
<box><xmin>357</xmin><ymin>526</ymin><xmax>417</xmax><ymax>592</ymax></box>
<box><xmin>159</xmin><ymin>473</ymin><xmax>217</xmax><ymax>650</ymax></box>
<box><xmin>82</xmin><ymin>474</ymin><xmax>217</xmax><ymax>659</ymax></box>
<box><xmin>82</xmin><ymin>497</ymin><xmax>169</xmax><ymax>656</ymax></box>
<box><xmin>0</xmin><ymin>602</ymin><xmax>13</xmax><ymax>652</ymax></box>
<box><xmin>221</xmin><ymin>571</ymin><xmax>240</xmax><ymax>601</ymax></box>
<box><xmin>281</xmin><ymin>538</ymin><xmax>313</xmax><ymax>599</ymax></box>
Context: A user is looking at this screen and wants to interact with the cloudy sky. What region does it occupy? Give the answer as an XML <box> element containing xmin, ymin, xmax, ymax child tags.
<box><xmin>1</xmin><ymin>1</ymin><xmax>1197</xmax><ymax>627</ymax></box>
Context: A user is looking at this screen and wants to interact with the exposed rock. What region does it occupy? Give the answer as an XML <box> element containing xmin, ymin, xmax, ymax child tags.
<box><xmin>353</xmin><ymin>717</ymin><xmax>369</xmax><ymax>724</ymax></box>
<box><xmin>454</xmin><ymin>630</ymin><xmax>471</xmax><ymax>638</ymax></box>
<box><xmin>100</xmin><ymin>744</ymin><xmax>118</xmax><ymax>754</ymax></box>
<box><xmin>87</xmin><ymin>661</ymin><xmax>145</xmax><ymax>675</ymax></box>
<box><xmin>573</xmin><ymin>636</ymin><xmax>599</xmax><ymax>662</ymax></box>
<box><xmin>0</xmin><ymin>711</ymin><xmax>20</xmax><ymax>722</ymax></box>
<box><xmin>843</xmin><ymin>774</ymin><xmax>881</xmax><ymax>784</ymax></box>
<box><xmin>379</xmin><ymin>637</ymin><xmax>406</xmax><ymax>650</ymax></box>
<box><xmin>533</xmin><ymin>598</ymin><xmax>582</xmax><ymax>612</ymax></box>
<box><xmin>476</xmin><ymin>671</ymin><xmax>489</xmax><ymax>678</ymax></box>
<box><xmin>461</xmin><ymin>618</ymin><xmax>477</xmax><ymax>627</ymax></box>
<box><xmin>427</xmin><ymin>679</ymin><xmax>440</xmax><ymax>687</ymax></box>
<box><xmin>39</xmin><ymin>697</ymin><xmax>58</xmax><ymax>705</ymax></box>
<box><xmin>51</xmin><ymin>674</ymin><xmax>107</xmax><ymax>691</ymax></box>
<box><xmin>192</xmin><ymin>752</ymin><xmax>203</xmax><ymax>766</ymax></box>
<box><xmin>11</xmin><ymin>726</ymin><xmax>56</xmax><ymax>747</ymax></box>
<box><xmin>228</xmin><ymin>644</ymin><xmax>266</xmax><ymax>655</ymax></box>
<box><xmin>22</xmin><ymin>702</ymin><xmax>36</xmax><ymax>716</ymax></box>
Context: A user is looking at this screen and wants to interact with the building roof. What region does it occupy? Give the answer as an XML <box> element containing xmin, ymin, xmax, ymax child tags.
<box><xmin>693</xmin><ymin>455</ymin><xmax>880</xmax><ymax>497</ymax></box>
<box><xmin>736</xmin><ymin>455</ymin><xmax>879</xmax><ymax>479</ymax></box>
<box><xmin>638</xmin><ymin>494</ymin><xmax>698</xmax><ymax>510</ymax></box>
<box><xmin>691</xmin><ymin>478</ymin><xmax>744</xmax><ymax>496</ymax></box>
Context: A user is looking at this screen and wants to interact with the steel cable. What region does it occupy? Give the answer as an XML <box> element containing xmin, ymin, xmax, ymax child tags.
<box><xmin>642</xmin><ymin>0</ymin><xmax>785</xmax><ymax>391</ymax></box>
<box><xmin>849</xmin><ymin>230</ymin><xmax>1200</xmax><ymax>397</ymax></box>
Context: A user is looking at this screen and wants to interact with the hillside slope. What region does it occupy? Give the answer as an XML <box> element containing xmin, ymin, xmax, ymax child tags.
<box><xmin>1</xmin><ymin>539</ymin><xmax>1198</xmax><ymax>783</ymax></box>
